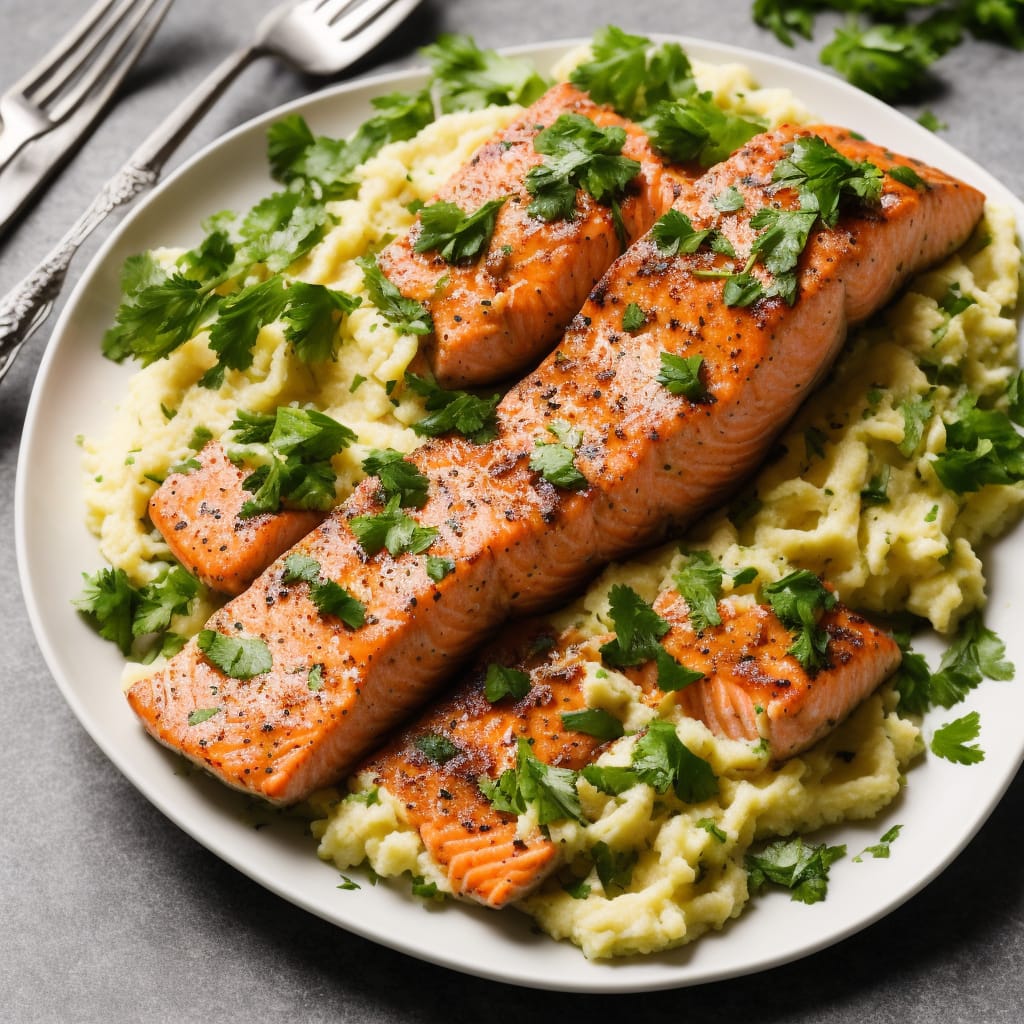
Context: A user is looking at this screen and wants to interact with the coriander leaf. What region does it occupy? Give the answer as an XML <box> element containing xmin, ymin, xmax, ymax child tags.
<box><xmin>530</xmin><ymin>439</ymin><xmax>587</xmax><ymax>490</ymax></box>
<box><xmin>336</xmin><ymin>875</ymin><xmax>360</xmax><ymax>891</ymax></box>
<box><xmin>622</xmin><ymin>302</ymin><xmax>647</xmax><ymax>332</ymax></box>
<box><xmin>409</xmin><ymin>875</ymin><xmax>440</xmax><ymax>899</ymax></box>
<box><xmin>560</xmin><ymin>708</ymin><xmax>625</xmax><ymax>741</ymax></box>
<box><xmin>415</xmin><ymin>732</ymin><xmax>460</xmax><ymax>764</ymax></box>
<box><xmin>187</xmin><ymin>707</ymin><xmax>221</xmax><ymax>726</ymax></box>
<box><xmin>860</xmin><ymin>464</ymin><xmax>891</xmax><ymax>506</ymax></box>
<box><xmin>931</xmin><ymin>394</ymin><xmax>1024</xmax><ymax>493</ymax></box>
<box><xmin>414</xmin><ymin>197</ymin><xmax>507</xmax><ymax>264</ymax></box>
<box><xmin>930</xmin><ymin>611</ymin><xmax>1014</xmax><ymax>708</ymax></box>
<box><xmin>964</xmin><ymin>0</ymin><xmax>1024</xmax><ymax>49</ymax></box>
<box><xmin>479</xmin><ymin>737</ymin><xmax>585</xmax><ymax>825</ymax></box>
<box><xmin>650</xmin><ymin>209</ymin><xmax>714</xmax><ymax>255</ymax></box>
<box><xmin>591</xmin><ymin>840</ymin><xmax>636</xmax><ymax>894</ymax></box>
<box><xmin>632</xmin><ymin>719</ymin><xmax>718</xmax><ymax>802</ymax></box>
<box><xmin>308</xmin><ymin>664</ymin><xmax>324</xmax><ymax>691</ymax></box>
<box><xmin>893</xmin><ymin>646</ymin><xmax>934</xmax><ymax>715</ymax></box>
<box><xmin>697</xmin><ymin>817</ymin><xmax>728</xmax><ymax>843</ymax></box>
<box><xmin>350</xmin><ymin>494</ymin><xmax>438</xmax><ymax>557</ymax></box>
<box><xmin>930</xmin><ymin>710</ymin><xmax>985</xmax><ymax>764</ymax></box>
<box><xmin>201</xmin><ymin>277</ymin><xmax>289</xmax><ymax>389</ymax></box>
<box><xmin>425</xmin><ymin>555</ymin><xmax>455</xmax><ymax>582</ymax></box>
<box><xmin>854</xmin><ymin>823</ymin><xmax>902</xmax><ymax>862</ymax></box>
<box><xmin>653</xmin><ymin>647</ymin><xmax>705</xmax><ymax>692</ymax></box>
<box><xmin>599</xmin><ymin>584</ymin><xmax>671</xmax><ymax>667</ymax></box>
<box><xmin>746</xmin><ymin>837</ymin><xmax>846</xmax><ymax>904</ymax></box>
<box><xmin>236</xmin><ymin>189</ymin><xmax>330</xmax><ymax>273</ymax></box>
<box><xmin>1008</xmin><ymin>369</ymin><xmax>1024</xmax><ymax>427</ymax></box>
<box><xmin>357</xmin><ymin>253</ymin><xmax>433</xmax><ymax>335</ymax></box>
<box><xmin>177</xmin><ymin>229</ymin><xmax>235</xmax><ymax>284</ymax></box>
<box><xmin>119</xmin><ymin>251</ymin><xmax>167</xmax><ymax>297</ymax></box>
<box><xmin>899</xmin><ymin>396</ymin><xmax>934</xmax><ymax>457</ymax></box>
<box><xmin>132</xmin><ymin>565</ymin><xmax>200</xmax><ymax>637</ymax></box>
<box><xmin>267</xmin><ymin>113</ymin><xmax>315</xmax><ymax>182</ymax></box>
<box><xmin>361</xmin><ymin>448</ymin><xmax>430</xmax><ymax>508</ymax></box>
<box><xmin>917</xmin><ymin>109</ymin><xmax>947</xmax><ymax>132</ymax></box>
<box><xmin>310</xmin><ymin>579</ymin><xmax>366</xmax><ymax>628</ymax></box>
<box><xmin>525</xmin><ymin>113</ymin><xmax>641</xmax><ymax>222</ymax></box>
<box><xmin>748</xmin><ymin>207</ymin><xmax>819</xmax><ymax>300</ymax></box>
<box><xmin>282</xmin><ymin>281</ymin><xmax>361</xmax><ymax>363</ymax></box>
<box><xmin>762</xmin><ymin>570</ymin><xmax>837</xmax><ymax>673</ymax></box>
<box><xmin>753</xmin><ymin>0</ymin><xmax>817</xmax><ymax>47</ymax></box>
<box><xmin>74</xmin><ymin>567</ymin><xmax>138</xmax><ymax>654</ymax></box>
<box><xmin>722</xmin><ymin>273</ymin><xmax>765</xmax><ymax>308</ymax></box>
<box><xmin>403</xmin><ymin>372</ymin><xmax>500</xmax><ymax>444</ymax></box>
<box><xmin>657</xmin><ymin>352</ymin><xmax>708</xmax><ymax>400</ymax></box>
<box><xmin>889</xmin><ymin>164</ymin><xmax>929</xmax><ymax>190</ymax></box>
<box><xmin>712</xmin><ymin>186</ymin><xmax>746</xmax><ymax>212</ymax></box>
<box><xmin>581</xmin><ymin>764</ymin><xmax>641</xmax><ymax>795</ymax></box>
<box><xmin>197</xmin><ymin>629</ymin><xmax>273</xmax><ymax>679</ymax></box>
<box><xmin>673</xmin><ymin>550</ymin><xmax>725</xmax><ymax>630</ymax></box>
<box><xmin>484</xmin><ymin>663</ymin><xmax>532</xmax><ymax>702</ymax></box>
<box><xmin>569</xmin><ymin>27</ymin><xmax>695</xmax><ymax>119</ymax></box>
<box><xmin>269</xmin><ymin>406</ymin><xmax>356</xmax><ymax>461</ymax></box>
<box><xmin>643</xmin><ymin>93</ymin><xmax>764</xmax><ymax>167</ymax></box>
<box><xmin>230</xmin><ymin>409</ymin><xmax>276</xmax><ymax>444</ymax></box>
<box><xmin>422</xmin><ymin>33</ymin><xmax>550</xmax><ymax>112</ymax></box>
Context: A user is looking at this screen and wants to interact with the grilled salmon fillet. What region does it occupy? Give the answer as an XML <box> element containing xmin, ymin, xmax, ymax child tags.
<box><xmin>148</xmin><ymin>441</ymin><xmax>324</xmax><ymax>596</ymax></box>
<box><xmin>359</xmin><ymin>590</ymin><xmax>899</xmax><ymax>908</ymax></box>
<box><xmin>126</xmin><ymin>124</ymin><xmax>984</xmax><ymax>804</ymax></box>
<box><xmin>378</xmin><ymin>81</ymin><xmax>687</xmax><ymax>388</ymax></box>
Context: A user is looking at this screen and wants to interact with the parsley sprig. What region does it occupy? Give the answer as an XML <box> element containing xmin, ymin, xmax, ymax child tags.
<box><xmin>762</xmin><ymin>570</ymin><xmax>838</xmax><ymax>674</ymax></box>
<box><xmin>478</xmin><ymin>737</ymin><xmax>586</xmax><ymax>825</ymax></box>
<box><xmin>403</xmin><ymin>372</ymin><xmax>500</xmax><ymax>444</ymax></box>
<box><xmin>413</xmin><ymin>197</ymin><xmax>508</xmax><ymax>264</ymax></box>
<box><xmin>746</xmin><ymin>836</ymin><xmax>846</xmax><ymax>904</ymax></box>
<box><xmin>282</xmin><ymin>553</ymin><xmax>366</xmax><ymax>629</ymax></box>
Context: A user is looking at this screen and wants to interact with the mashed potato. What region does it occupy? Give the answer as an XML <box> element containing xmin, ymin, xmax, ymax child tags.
<box><xmin>83</xmin><ymin>49</ymin><xmax>1021</xmax><ymax>960</ymax></box>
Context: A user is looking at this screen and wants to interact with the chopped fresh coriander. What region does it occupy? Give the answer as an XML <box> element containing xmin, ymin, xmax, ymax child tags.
<box><xmin>564</xmin><ymin>878</ymin><xmax>592</xmax><ymax>900</ymax></box>
<box><xmin>421</xmin><ymin>33</ymin><xmax>550</xmax><ymax>112</ymax></box>
<box><xmin>898</xmin><ymin>396</ymin><xmax>934</xmax><ymax>457</ymax></box>
<box><xmin>568</xmin><ymin>26</ymin><xmax>695</xmax><ymax>119</ymax></box>
<box><xmin>621</xmin><ymin>302</ymin><xmax>647</xmax><ymax>332</ymax></box>
<box><xmin>591</xmin><ymin>840</ymin><xmax>636</xmax><ymax>894</ymax></box>
<box><xmin>530</xmin><ymin>437</ymin><xmax>587</xmax><ymax>490</ymax></box>
<box><xmin>696</xmin><ymin>817</ymin><xmax>728</xmax><ymax>843</ymax></box>
<box><xmin>307</xmin><ymin>664</ymin><xmax>324</xmax><ymax>692</ymax></box>
<box><xmin>722</xmin><ymin>272</ymin><xmax>765</xmax><ymax>308</ymax></box>
<box><xmin>409</xmin><ymin>875</ymin><xmax>440</xmax><ymax>899</ymax></box>
<box><xmin>598</xmin><ymin>584</ymin><xmax>670</xmax><ymax>667</ymax></box>
<box><xmin>196</xmin><ymin>630</ymin><xmax>273</xmax><ymax>679</ymax></box>
<box><xmin>357</xmin><ymin>253</ymin><xmax>433</xmax><ymax>335</ymax></box>
<box><xmin>415</xmin><ymin>732</ymin><xmax>460</xmax><ymax>764</ymax></box>
<box><xmin>762</xmin><ymin>570</ymin><xmax>837</xmax><ymax>673</ymax></box>
<box><xmin>650</xmin><ymin>209</ymin><xmax>713</xmax><ymax>256</ymax></box>
<box><xmin>348</xmin><ymin>788</ymin><xmax>381</xmax><ymax>806</ymax></box>
<box><xmin>643</xmin><ymin>93</ymin><xmax>765</xmax><ymax>168</ymax></box>
<box><xmin>860</xmin><ymin>464</ymin><xmax>891</xmax><ymax>506</ymax></box>
<box><xmin>478</xmin><ymin>736</ymin><xmax>585</xmax><ymax>825</ymax></box>
<box><xmin>712</xmin><ymin>186</ymin><xmax>746</xmax><ymax>212</ymax></box>
<box><xmin>235</xmin><ymin>188</ymin><xmax>330</xmax><ymax>274</ymax></box>
<box><xmin>560</xmin><ymin>708</ymin><xmax>625</xmax><ymax>741</ymax></box>
<box><xmin>282</xmin><ymin>552</ymin><xmax>321</xmax><ymax>583</ymax></box>
<box><xmin>414</xmin><ymin>197</ymin><xmax>507</xmax><ymax>263</ymax></box>
<box><xmin>425</xmin><ymin>555</ymin><xmax>455</xmax><ymax>582</ymax></box>
<box><xmin>187</xmin><ymin>707</ymin><xmax>221</xmax><ymax>726</ymax></box>
<box><xmin>483</xmin><ymin>663</ymin><xmax>532</xmax><ymax>702</ymax></box>
<box><xmin>657</xmin><ymin>352</ymin><xmax>707</xmax><ymax>400</ymax></box>
<box><xmin>931</xmin><ymin>711</ymin><xmax>985</xmax><ymax>764</ymax></box>
<box><xmin>746</xmin><ymin>837</ymin><xmax>846</xmax><ymax>904</ymax></box>
<box><xmin>854</xmin><ymin>823</ymin><xmax>902</xmax><ymax>862</ymax></box>
<box><xmin>336</xmin><ymin>875</ymin><xmax>360</xmax><ymax>891</ymax></box>
<box><xmin>269</xmin><ymin>406</ymin><xmax>356</xmax><ymax>461</ymax></box>
<box><xmin>281</xmin><ymin>281</ymin><xmax>361</xmax><ymax>363</ymax></box>
<box><xmin>752</xmin><ymin>0</ymin><xmax>816</xmax><ymax>47</ymax></box>
<box><xmin>930</xmin><ymin>393</ymin><xmax>1024</xmax><ymax>493</ymax></box>
<box><xmin>917</xmin><ymin>109</ymin><xmax>947</xmax><ymax>132</ymax></box>
<box><xmin>131</xmin><ymin>565</ymin><xmax>200</xmax><ymax>638</ymax></box>
<box><xmin>188</xmin><ymin>425</ymin><xmax>214</xmax><ymax>451</ymax></box>
<box><xmin>581</xmin><ymin>764</ymin><xmax>641</xmax><ymax>796</ymax></box>
<box><xmin>672</xmin><ymin>550</ymin><xmax>725</xmax><ymax>630</ymax></box>
<box><xmin>632</xmin><ymin>720</ymin><xmax>719</xmax><ymax>802</ymax></box>
<box><xmin>350</xmin><ymin>494</ymin><xmax>438</xmax><ymax>557</ymax></box>
<box><xmin>1009</xmin><ymin>369</ymin><xmax>1024</xmax><ymax>426</ymax></box>
<box><xmin>361</xmin><ymin>448</ymin><xmax>430</xmax><ymax>508</ymax></box>
<box><xmin>892</xmin><ymin>643</ymin><xmax>935</xmax><ymax>716</ymax></box>
<box><xmin>930</xmin><ymin>612</ymin><xmax>1014</xmax><ymax>708</ymax></box>
<box><xmin>309</xmin><ymin>579</ymin><xmax>366</xmax><ymax>629</ymax></box>
<box><xmin>889</xmin><ymin>164</ymin><xmax>929</xmax><ymax>190</ymax></box>
<box><xmin>804</xmin><ymin>425</ymin><xmax>827</xmax><ymax>460</ymax></box>
<box><xmin>403</xmin><ymin>372</ymin><xmax>500</xmax><ymax>443</ymax></box>
<box><xmin>525</xmin><ymin>114</ymin><xmax>641</xmax><ymax>222</ymax></box>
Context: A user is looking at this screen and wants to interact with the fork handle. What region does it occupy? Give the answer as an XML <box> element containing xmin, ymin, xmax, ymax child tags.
<box><xmin>0</xmin><ymin>46</ymin><xmax>258</xmax><ymax>382</ymax></box>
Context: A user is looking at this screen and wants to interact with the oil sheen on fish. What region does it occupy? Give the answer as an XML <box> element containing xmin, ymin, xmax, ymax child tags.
<box><xmin>126</xmin><ymin>124</ymin><xmax>984</xmax><ymax>804</ymax></box>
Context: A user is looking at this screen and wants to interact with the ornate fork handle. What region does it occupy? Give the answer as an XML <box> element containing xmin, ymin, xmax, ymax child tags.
<box><xmin>0</xmin><ymin>161</ymin><xmax>158</xmax><ymax>378</ymax></box>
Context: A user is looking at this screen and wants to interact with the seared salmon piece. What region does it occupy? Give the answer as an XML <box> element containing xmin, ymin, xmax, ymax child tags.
<box><xmin>359</xmin><ymin>590</ymin><xmax>899</xmax><ymax>907</ymax></box>
<box><xmin>126</xmin><ymin>125</ymin><xmax>983</xmax><ymax>804</ymax></box>
<box><xmin>364</xmin><ymin>622</ymin><xmax>603</xmax><ymax>907</ymax></box>
<box><xmin>148</xmin><ymin>441</ymin><xmax>323</xmax><ymax>596</ymax></box>
<box><xmin>378</xmin><ymin>82</ymin><xmax>687</xmax><ymax>388</ymax></box>
<box><xmin>633</xmin><ymin>592</ymin><xmax>902</xmax><ymax>759</ymax></box>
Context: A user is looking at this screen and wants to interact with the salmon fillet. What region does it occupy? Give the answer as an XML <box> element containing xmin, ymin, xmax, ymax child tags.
<box><xmin>148</xmin><ymin>441</ymin><xmax>323</xmax><ymax>596</ymax></box>
<box><xmin>378</xmin><ymin>81</ymin><xmax>687</xmax><ymax>388</ymax></box>
<box><xmin>359</xmin><ymin>590</ymin><xmax>900</xmax><ymax>908</ymax></box>
<box><xmin>126</xmin><ymin>124</ymin><xmax>984</xmax><ymax>804</ymax></box>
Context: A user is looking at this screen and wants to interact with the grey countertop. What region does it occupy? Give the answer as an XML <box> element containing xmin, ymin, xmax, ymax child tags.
<box><xmin>2</xmin><ymin>1</ymin><xmax>1022</xmax><ymax>1020</ymax></box>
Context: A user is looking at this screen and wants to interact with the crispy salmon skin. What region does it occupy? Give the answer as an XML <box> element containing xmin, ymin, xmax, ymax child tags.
<box><xmin>126</xmin><ymin>124</ymin><xmax>983</xmax><ymax>804</ymax></box>
<box><xmin>378</xmin><ymin>82</ymin><xmax>687</xmax><ymax>388</ymax></box>
<box><xmin>357</xmin><ymin>590</ymin><xmax>900</xmax><ymax>908</ymax></box>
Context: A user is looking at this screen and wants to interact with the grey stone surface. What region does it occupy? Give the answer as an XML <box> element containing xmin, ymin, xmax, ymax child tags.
<box><xmin>1</xmin><ymin>1</ymin><xmax>1022</xmax><ymax>1020</ymax></box>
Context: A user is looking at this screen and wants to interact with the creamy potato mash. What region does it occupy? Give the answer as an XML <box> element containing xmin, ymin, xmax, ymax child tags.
<box><xmin>83</xmin><ymin>51</ymin><xmax>1021</xmax><ymax>960</ymax></box>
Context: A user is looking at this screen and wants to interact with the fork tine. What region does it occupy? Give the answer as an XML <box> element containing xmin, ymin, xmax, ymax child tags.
<box><xmin>16</xmin><ymin>0</ymin><xmax>122</xmax><ymax>99</ymax></box>
<box><xmin>45</xmin><ymin>0</ymin><xmax>171</xmax><ymax>124</ymax></box>
<box><xmin>310</xmin><ymin>0</ymin><xmax>368</xmax><ymax>21</ymax></box>
<box><xmin>322</xmin><ymin>0</ymin><xmax>418</xmax><ymax>42</ymax></box>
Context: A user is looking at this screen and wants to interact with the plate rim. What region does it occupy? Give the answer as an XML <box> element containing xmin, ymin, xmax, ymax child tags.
<box><xmin>15</xmin><ymin>34</ymin><xmax>1024</xmax><ymax>993</ymax></box>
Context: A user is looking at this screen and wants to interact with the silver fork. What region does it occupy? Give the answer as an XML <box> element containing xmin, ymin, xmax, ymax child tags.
<box><xmin>0</xmin><ymin>0</ymin><xmax>174</xmax><ymax>170</ymax></box>
<box><xmin>0</xmin><ymin>0</ymin><xmax>423</xmax><ymax>382</ymax></box>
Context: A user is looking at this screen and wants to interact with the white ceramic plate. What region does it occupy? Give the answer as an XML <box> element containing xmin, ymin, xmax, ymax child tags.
<box><xmin>16</xmin><ymin>37</ymin><xmax>1024</xmax><ymax>993</ymax></box>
